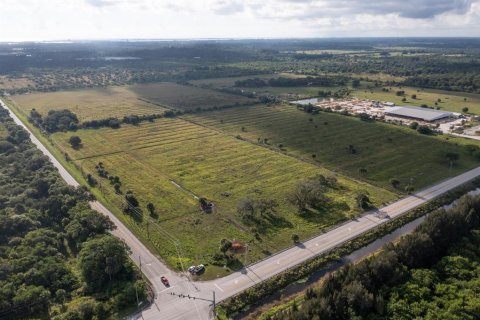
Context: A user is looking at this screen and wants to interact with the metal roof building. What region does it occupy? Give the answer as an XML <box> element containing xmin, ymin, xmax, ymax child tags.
<box><xmin>385</xmin><ymin>106</ymin><xmax>454</xmax><ymax>122</ymax></box>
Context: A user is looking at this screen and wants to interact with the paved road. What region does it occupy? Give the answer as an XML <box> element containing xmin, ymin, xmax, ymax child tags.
<box><xmin>3</xmin><ymin>98</ymin><xmax>480</xmax><ymax>320</ymax></box>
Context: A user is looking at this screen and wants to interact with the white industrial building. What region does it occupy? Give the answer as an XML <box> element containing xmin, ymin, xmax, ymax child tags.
<box><xmin>384</xmin><ymin>106</ymin><xmax>455</xmax><ymax>122</ymax></box>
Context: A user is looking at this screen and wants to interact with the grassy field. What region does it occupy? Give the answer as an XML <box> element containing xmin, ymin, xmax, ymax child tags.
<box><xmin>352</xmin><ymin>86</ymin><xmax>480</xmax><ymax>114</ymax></box>
<box><xmin>11</xmin><ymin>86</ymin><xmax>169</xmax><ymax>121</ymax></box>
<box><xmin>11</xmin><ymin>82</ymin><xmax>256</xmax><ymax>122</ymax></box>
<box><xmin>128</xmin><ymin>82</ymin><xmax>256</xmax><ymax>110</ymax></box>
<box><xmin>51</xmin><ymin>116</ymin><xmax>395</xmax><ymax>278</ymax></box>
<box><xmin>0</xmin><ymin>76</ymin><xmax>35</xmax><ymax>91</ymax></box>
<box><xmin>184</xmin><ymin>104</ymin><xmax>480</xmax><ymax>191</ymax></box>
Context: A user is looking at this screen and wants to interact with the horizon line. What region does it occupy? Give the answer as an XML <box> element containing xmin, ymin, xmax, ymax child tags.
<box><xmin>1</xmin><ymin>36</ymin><xmax>480</xmax><ymax>44</ymax></box>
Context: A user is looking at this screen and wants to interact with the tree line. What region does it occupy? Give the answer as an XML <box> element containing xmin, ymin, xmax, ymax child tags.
<box><xmin>0</xmin><ymin>106</ymin><xmax>146</xmax><ymax>319</ymax></box>
<box><xmin>28</xmin><ymin>100</ymin><xmax>262</xmax><ymax>133</ymax></box>
<box><xmin>234</xmin><ymin>76</ymin><xmax>348</xmax><ymax>88</ymax></box>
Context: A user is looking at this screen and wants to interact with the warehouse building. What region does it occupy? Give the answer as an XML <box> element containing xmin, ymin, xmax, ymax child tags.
<box><xmin>385</xmin><ymin>106</ymin><xmax>455</xmax><ymax>122</ymax></box>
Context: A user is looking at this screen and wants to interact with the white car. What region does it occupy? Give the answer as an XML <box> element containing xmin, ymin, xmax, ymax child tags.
<box><xmin>194</xmin><ymin>264</ymin><xmax>205</xmax><ymax>274</ymax></box>
<box><xmin>188</xmin><ymin>264</ymin><xmax>205</xmax><ymax>275</ymax></box>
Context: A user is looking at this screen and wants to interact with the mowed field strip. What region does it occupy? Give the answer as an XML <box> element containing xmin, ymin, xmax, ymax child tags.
<box><xmin>51</xmin><ymin>116</ymin><xmax>395</xmax><ymax>274</ymax></box>
<box><xmin>184</xmin><ymin>104</ymin><xmax>480</xmax><ymax>191</ymax></box>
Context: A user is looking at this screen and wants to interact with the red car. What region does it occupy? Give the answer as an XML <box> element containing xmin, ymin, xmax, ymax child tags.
<box><xmin>160</xmin><ymin>276</ymin><xmax>170</xmax><ymax>287</ymax></box>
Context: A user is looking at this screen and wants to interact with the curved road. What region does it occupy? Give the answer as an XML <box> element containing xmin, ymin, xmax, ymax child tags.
<box><xmin>3</xmin><ymin>98</ymin><xmax>480</xmax><ymax>320</ymax></box>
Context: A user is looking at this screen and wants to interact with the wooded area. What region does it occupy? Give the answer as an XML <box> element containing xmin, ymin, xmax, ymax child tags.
<box><xmin>0</xmin><ymin>106</ymin><xmax>146</xmax><ymax>319</ymax></box>
<box><xmin>277</xmin><ymin>194</ymin><xmax>480</xmax><ymax>320</ymax></box>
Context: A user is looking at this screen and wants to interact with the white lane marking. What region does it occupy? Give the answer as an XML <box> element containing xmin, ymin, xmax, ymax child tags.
<box><xmin>234</xmin><ymin>279</ymin><xmax>239</xmax><ymax>284</ymax></box>
<box><xmin>159</xmin><ymin>286</ymin><xmax>174</xmax><ymax>293</ymax></box>
<box><xmin>348</xmin><ymin>227</ymin><xmax>352</xmax><ymax>231</ymax></box>
<box><xmin>276</xmin><ymin>260</ymin><xmax>280</xmax><ymax>264</ymax></box>
<box><xmin>214</xmin><ymin>284</ymin><xmax>224</xmax><ymax>292</ymax></box>
<box><xmin>315</xmin><ymin>243</ymin><xmax>319</xmax><ymax>246</ymax></box>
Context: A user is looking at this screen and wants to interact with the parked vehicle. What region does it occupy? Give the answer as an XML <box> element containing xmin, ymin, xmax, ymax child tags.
<box><xmin>188</xmin><ymin>264</ymin><xmax>205</xmax><ymax>275</ymax></box>
<box><xmin>194</xmin><ymin>264</ymin><xmax>205</xmax><ymax>274</ymax></box>
<box><xmin>161</xmin><ymin>276</ymin><xmax>170</xmax><ymax>286</ymax></box>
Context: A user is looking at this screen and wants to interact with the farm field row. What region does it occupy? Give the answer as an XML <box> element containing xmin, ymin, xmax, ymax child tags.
<box><xmin>11</xmin><ymin>81</ymin><xmax>256</xmax><ymax>122</ymax></box>
<box><xmin>184</xmin><ymin>104</ymin><xmax>480</xmax><ymax>191</ymax></box>
<box><xmin>51</xmin><ymin>116</ymin><xmax>395</xmax><ymax>277</ymax></box>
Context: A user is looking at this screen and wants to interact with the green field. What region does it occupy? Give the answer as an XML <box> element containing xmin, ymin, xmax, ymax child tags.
<box><xmin>51</xmin><ymin>116</ymin><xmax>395</xmax><ymax>277</ymax></box>
<box><xmin>11</xmin><ymin>82</ymin><xmax>256</xmax><ymax>122</ymax></box>
<box><xmin>128</xmin><ymin>82</ymin><xmax>256</xmax><ymax>110</ymax></box>
<box><xmin>11</xmin><ymin>86</ymin><xmax>168</xmax><ymax>121</ymax></box>
<box><xmin>184</xmin><ymin>104</ymin><xmax>480</xmax><ymax>191</ymax></box>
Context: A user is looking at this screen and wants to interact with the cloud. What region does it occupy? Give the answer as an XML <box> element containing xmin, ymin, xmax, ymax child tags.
<box><xmin>244</xmin><ymin>0</ymin><xmax>479</xmax><ymax>20</ymax></box>
<box><xmin>84</xmin><ymin>0</ymin><xmax>142</xmax><ymax>8</ymax></box>
<box><xmin>85</xmin><ymin>0</ymin><xmax>116</xmax><ymax>7</ymax></box>
<box><xmin>328</xmin><ymin>0</ymin><xmax>476</xmax><ymax>19</ymax></box>
<box><xmin>0</xmin><ymin>0</ymin><xmax>479</xmax><ymax>41</ymax></box>
<box><xmin>211</xmin><ymin>0</ymin><xmax>245</xmax><ymax>15</ymax></box>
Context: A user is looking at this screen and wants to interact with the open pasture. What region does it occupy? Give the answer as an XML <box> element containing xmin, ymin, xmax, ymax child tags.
<box><xmin>11</xmin><ymin>86</ymin><xmax>168</xmax><ymax>121</ymax></box>
<box><xmin>128</xmin><ymin>82</ymin><xmax>256</xmax><ymax>110</ymax></box>
<box><xmin>52</xmin><ymin>117</ymin><xmax>394</xmax><ymax>273</ymax></box>
<box><xmin>185</xmin><ymin>104</ymin><xmax>480</xmax><ymax>191</ymax></box>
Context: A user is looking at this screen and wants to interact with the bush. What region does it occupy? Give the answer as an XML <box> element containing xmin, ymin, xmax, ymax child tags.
<box><xmin>69</xmin><ymin>135</ymin><xmax>82</xmax><ymax>148</ymax></box>
<box><xmin>416</xmin><ymin>125</ymin><xmax>433</xmax><ymax>135</ymax></box>
<box><xmin>409</xmin><ymin>121</ymin><xmax>419</xmax><ymax>130</ymax></box>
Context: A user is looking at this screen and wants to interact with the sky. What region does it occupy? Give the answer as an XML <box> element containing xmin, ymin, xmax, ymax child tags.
<box><xmin>0</xmin><ymin>0</ymin><xmax>479</xmax><ymax>41</ymax></box>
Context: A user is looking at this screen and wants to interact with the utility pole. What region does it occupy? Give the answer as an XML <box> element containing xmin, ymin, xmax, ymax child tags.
<box><xmin>139</xmin><ymin>255</ymin><xmax>142</xmax><ymax>273</ymax></box>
